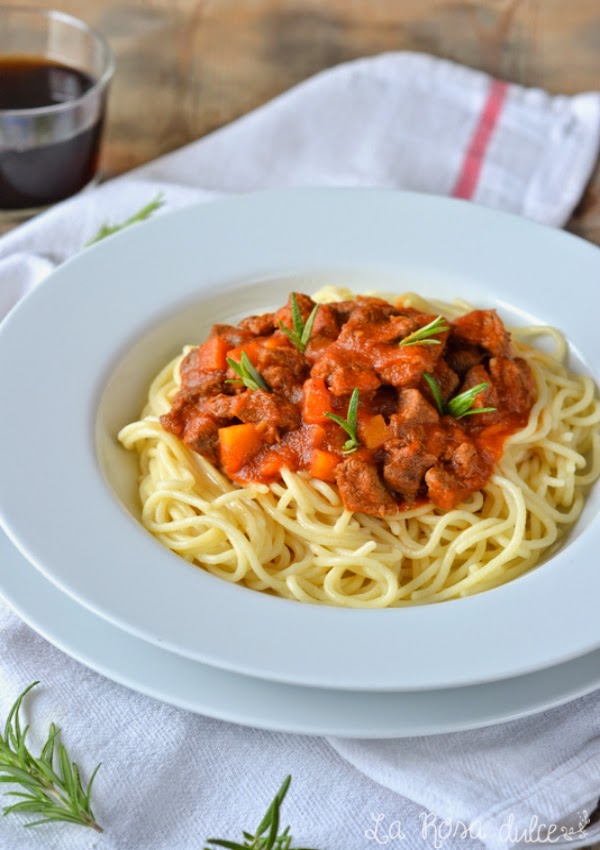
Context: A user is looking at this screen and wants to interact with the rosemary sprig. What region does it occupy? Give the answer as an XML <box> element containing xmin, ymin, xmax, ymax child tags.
<box><xmin>278</xmin><ymin>293</ymin><xmax>319</xmax><ymax>353</ymax></box>
<box><xmin>0</xmin><ymin>682</ymin><xmax>102</xmax><ymax>832</ymax></box>
<box><xmin>423</xmin><ymin>373</ymin><xmax>497</xmax><ymax>419</ymax></box>
<box><xmin>205</xmin><ymin>775</ymin><xmax>318</xmax><ymax>850</ymax></box>
<box><xmin>423</xmin><ymin>372</ymin><xmax>445</xmax><ymax>415</ymax></box>
<box><xmin>325</xmin><ymin>388</ymin><xmax>360</xmax><ymax>454</ymax></box>
<box><xmin>447</xmin><ymin>383</ymin><xmax>497</xmax><ymax>419</ymax></box>
<box><xmin>84</xmin><ymin>193</ymin><xmax>165</xmax><ymax>246</ymax></box>
<box><xmin>399</xmin><ymin>315</ymin><xmax>450</xmax><ymax>347</ymax></box>
<box><xmin>226</xmin><ymin>351</ymin><xmax>272</xmax><ymax>393</ymax></box>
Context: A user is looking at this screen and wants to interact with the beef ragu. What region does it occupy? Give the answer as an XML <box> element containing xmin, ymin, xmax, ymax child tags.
<box><xmin>160</xmin><ymin>294</ymin><xmax>536</xmax><ymax>517</ymax></box>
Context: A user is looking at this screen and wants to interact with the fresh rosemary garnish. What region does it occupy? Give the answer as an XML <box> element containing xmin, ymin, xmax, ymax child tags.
<box><xmin>399</xmin><ymin>315</ymin><xmax>451</xmax><ymax>347</ymax></box>
<box><xmin>325</xmin><ymin>387</ymin><xmax>360</xmax><ymax>454</ymax></box>
<box><xmin>423</xmin><ymin>372</ymin><xmax>445</xmax><ymax>415</ymax></box>
<box><xmin>423</xmin><ymin>373</ymin><xmax>497</xmax><ymax>419</ymax></box>
<box><xmin>205</xmin><ymin>775</ymin><xmax>318</xmax><ymax>850</ymax></box>
<box><xmin>0</xmin><ymin>682</ymin><xmax>102</xmax><ymax>832</ymax></box>
<box><xmin>447</xmin><ymin>382</ymin><xmax>497</xmax><ymax>419</ymax></box>
<box><xmin>226</xmin><ymin>351</ymin><xmax>272</xmax><ymax>393</ymax></box>
<box><xmin>84</xmin><ymin>193</ymin><xmax>165</xmax><ymax>246</ymax></box>
<box><xmin>278</xmin><ymin>293</ymin><xmax>319</xmax><ymax>354</ymax></box>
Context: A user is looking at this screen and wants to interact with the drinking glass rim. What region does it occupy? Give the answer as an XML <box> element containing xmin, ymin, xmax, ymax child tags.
<box><xmin>0</xmin><ymin>5</ymin><xmax>115</xmax><ymax>118</ymax></box>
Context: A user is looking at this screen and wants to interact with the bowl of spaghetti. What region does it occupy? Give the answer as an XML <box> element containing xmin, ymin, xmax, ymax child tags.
<box><xmin>0</xmin><ymin>188</ymin><xmax>599</xmax><ymax>690</ymax></box>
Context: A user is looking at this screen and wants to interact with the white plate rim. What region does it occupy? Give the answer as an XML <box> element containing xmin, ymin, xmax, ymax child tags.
<box><xmin>0</xmin><ymin>188</ymin><xmax>599</xmax><ymax>691</ymax></box>
<box><xmin>1</xmin><ymin>529</ymin><xmax>600</xmax><ymax>738</ymax></box>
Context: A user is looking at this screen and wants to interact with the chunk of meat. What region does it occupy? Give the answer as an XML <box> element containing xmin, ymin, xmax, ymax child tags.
<box><xmin>202</xmin><ymin>394</ymin><xmax>239</xmax><ymax>420</ymax></box>
<box><xmin>451</xmin><ymin>310</ymin><xmax>511</xmax><ymax>357</ymax></box>
<box><xmin>327</xmin><ymin>300</ymin><xmax>356</xmax><ymax>324</ymax></box>
<box><xmin>375</xmin><ymin>345</ymin><xmax>439</xmax><ymax>388</ymax></box>
<box><xmin>180</xmin><ymin>366</ymin><xmax>228</xmax><ymax>395</ymax></box>
<box><xmin>210</xmin><ymin>323</ymin><xmax>253</xmax><ymax>347</ymax></box>
<box><xmin>304</xmin><ymin>301</ymin><xmax>356</xmax><ymax>359</ymax></box>
<box><xmin>255</xmin><ymin>344</ymin><xmax>307</xmax><ymax>392</ymax></box>
<box><xmin>386</xmin><ymin>420</ymin><xmax>448</xmax><ymax>466</ymax></box>
<box><xmin>238</xmin><ymin>312</ymin><xmax>276</xmax><ymax>336</ymax></box>
<box><xmin>310</xmin><ymin>303</ymin><xmax>347</xmax><ymax>340</ymax></box>
<box><xmin>338</xmin><ymin>313</ymin><xmax>418</xmax><ymax>347</ymax></box>
<box><xmin>161</xmin><ymin>390</ymin><xmax>241</xmax><ymax>460</ymax></box>
<box><xmin>489</xmin><ymin>356</ymin><xmax>536</xmax><ymax>417</ymax></box>
<box><xmin>311</xmin><ymin>344</ymin><xmax>381</xmax><ymax>396</ymax></box>
<box><xmin>335</xmin><ymin>456</ymin><xmax>398</xmax><ymax>516</ymax></box>
<box><xmin>424</xmin><ymin>465</ymin><xmax>471</xmax><ymax>511</ymax></box>
<box><xmin>460</xmin><ymin>364</ymin><xmax>499</xmax><ymax>409</ymax></box>
<box><xmin>395</xmin><ymin>389</ymin><xmax>440</xmax><ymax>426</ymax></box>
<box><xmin>160</xmin><ymin>390</ymin><xmax>221</xmax><ymax>460</ymax></box>
<box><xmin>160</xmin><ymin>389</ymin><xmax>196</xmax><ymax>438</ymax></box>
<box><xmin>179</xmin><ymin>347</ymin><xmax>230</xmax><ymax>393</ymax></box>
<box><xmin>446</xmin><ymin>343</ymin><xmax>484</xmax><ymax>376</ymax></box>
<box><xmin>383</xmin><ymin>441</ymin><xmax>437</xmax><ymax>499</ymax></box>
<box><xmin>343</xmin><ymin>297</ymin><xmax>398</xmax><ymax>327</ymax></box>
<box><xmin>451</xmin><ymin>441</ymin><xmax>491</xmax><ymax>488</ymax></box>
<box><xmin>233</xmin><ymin>390</ymin><xmax>300</xmax><ymax>440</ymax></box>
<box><xmin>430</xmin><ymin>358</ymin><xmax>460</xmax><ymax>401</ymax></box>
<box><xmin>180</xmin><ymin>414</ymin><xmax>220</xmax><ymax>460</ymax></box>
<box><xmin>274</xmin><ymin>293</ymin><xmax>316</xmax><ymax>332</ymax></box>
<box><xmin>337</xmin><ymin>298</ymin><xmax>435</xmax><ymax>349</ymax></box>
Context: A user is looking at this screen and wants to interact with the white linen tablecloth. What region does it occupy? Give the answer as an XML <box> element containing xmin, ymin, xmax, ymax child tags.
<box><xmin>1</xmin><ymin>52</ymin><xmax>600</xmax><ymax>850</ymax></box>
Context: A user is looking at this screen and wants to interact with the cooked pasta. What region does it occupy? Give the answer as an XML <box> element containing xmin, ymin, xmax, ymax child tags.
<box><xmin>118</xmin><ymin>290</ymin><xmax>600</xmax><ymax>607</ymax></box>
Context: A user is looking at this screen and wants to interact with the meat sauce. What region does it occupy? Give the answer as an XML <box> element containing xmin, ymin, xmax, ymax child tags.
<box><xmin>160</xmin><ymin>294</ymin><xmax>536</xmax><ymax>517</ymax></box>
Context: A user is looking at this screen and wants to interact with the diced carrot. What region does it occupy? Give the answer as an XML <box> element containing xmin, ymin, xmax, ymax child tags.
<box><xmin>197</xmin><ymin>336</ymin><xmax>229</xmax><ymax>371</ymax></box>
<box><xmin>303</xmin><ymin>378</ymin><xmax>333</xmax><ymax>424</ymax></box>
<box><xmin>227</xmin><ymin>340</ymin><xmax>261</xmax><ymax>366</ymax></box>
<box><xmin>259</xmin><ymin>450</ymin><xmax>287</xmax><ymax>478</ymax></box>
<box><xmin>309</xmin><ymin>449</ymin><xmax>340</xmax><ymax>482</ymax></box>
<box><xmin>359</xmin><ymin>414</ymin><xmax>389</xmax><ymax>450</ymax></box>
<box><xmin>218</xmin><ymin>423</ymin><xmax>262</xmax><ymax>474</ymax></box>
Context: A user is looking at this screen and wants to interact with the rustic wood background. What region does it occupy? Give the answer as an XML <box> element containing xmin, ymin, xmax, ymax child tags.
<box><xmin>2</xmin><ymin>0</ymin><xmax>600</xmax><ymax>241</ymax></box>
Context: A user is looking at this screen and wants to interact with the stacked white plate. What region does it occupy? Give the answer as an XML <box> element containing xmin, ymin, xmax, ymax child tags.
<box><xmin>1</xmin><ymin>190</ymin><xmax>599</xmax><ymax>737</ymax></box>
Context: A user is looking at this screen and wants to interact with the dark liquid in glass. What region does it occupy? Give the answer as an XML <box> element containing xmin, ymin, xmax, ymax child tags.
<box><xmin>0</xmin><ymin>56</ymin><xmax>104</xmax><ymax>210</ymax></box>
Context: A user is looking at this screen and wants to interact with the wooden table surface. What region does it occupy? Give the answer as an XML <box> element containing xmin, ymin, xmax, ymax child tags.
<box><xmin>2</xmin><ymin>0</ymin><xmax>600</xmax><ymax>243</ymax></box>
<box><xmin>2</xmin><ymin>0</ymin><xmax>600</xmax><ymax>843</ymax></box>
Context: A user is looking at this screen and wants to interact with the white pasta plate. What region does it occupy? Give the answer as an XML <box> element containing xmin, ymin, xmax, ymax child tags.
<box><xmin>0</xmin><ymin>188</ymin><xmax>599</xmax><ymax>691</ymax></box>
<box><xmin>2</xmin><ymin>527</ymin><xmax>600</xmax><ymax>737</ymax></box>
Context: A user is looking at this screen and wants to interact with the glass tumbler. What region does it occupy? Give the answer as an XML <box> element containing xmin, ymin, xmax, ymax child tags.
<box><xmin>0</xmin><ymin>6</ymin><xmax>115</xmax><ymax>220</ymax></box>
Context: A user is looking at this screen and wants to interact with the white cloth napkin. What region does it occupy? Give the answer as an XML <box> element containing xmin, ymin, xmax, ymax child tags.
<box><xmin>1</xmin><ymin>52</ymin><xmax>600</xmax><ymax>850</ymax></box>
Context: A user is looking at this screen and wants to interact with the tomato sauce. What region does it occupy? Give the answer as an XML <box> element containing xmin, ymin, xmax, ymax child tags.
<box><xmin>160</xmin><ymin>294</ymin><xmax>536</xmax><ymax>516</ymax></box>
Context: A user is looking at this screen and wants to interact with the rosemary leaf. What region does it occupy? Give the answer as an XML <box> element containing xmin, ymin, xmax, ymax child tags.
<box><xmin>447</xmin><ymin>382</ymin><xmax>495</xmax><ymax>419</ymax></box>
<box><xmin>226</xmin><ymin>351</ymin><xmax>272</xmax><ymax>393</ymax></box>
<box><xmin>300</xmin><ymin>306</ymin><xmax>319</xmax><ymax>350</ymax></box>
<box><xmin>0</xmin><ymin>683</ymin><xmax>102</xmax><ymax>832</ymax></box>
<box><xmin>423</xmin><ymin>374</ymin><xmax>497</xmax><ymax>420</ymax></box>
<box><xmin>84</xmin><ymin>193</ymin><xmax>164</xmax><ymax>246</ymax></box>
<box><xmin>325</xmin><ymin>388</ymin><xmax>360</xmax><ymax>454</ymax></box>
<box><xmin>454</xmin><ymin>406</ymin><xmax>498</xmax><ymax>419</ymax></box>
<box><xmin>291</xmin><ymin>293</ymin><xmax>303</xmax><ymax>339</ymax></box>
<box><xmin>423</xmin><ymin>372</ymin><xmax>445</xmax><ymax>416</ymax></box>
<box><xmin>278</xmin><ymin>293</ymin><xmax>319</xmax><ymax>353</ymax></box>
<box><xmin>399</xmin><ymin>315</ymin><xmax>450</xmax><ymax>347</ymax></box>
<box><xmin>205</xmin><ymin>775</ymin><xmax>319</xmax><ymax>850</ymax></box>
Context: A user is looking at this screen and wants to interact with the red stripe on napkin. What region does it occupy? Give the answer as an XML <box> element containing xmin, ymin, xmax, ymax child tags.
<box><xmin>452</xmin><ymin>80</ymin><xmax>509</xmax><ymax>200</ymax></box>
